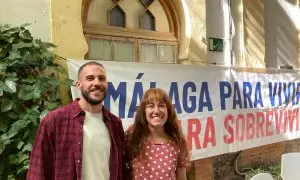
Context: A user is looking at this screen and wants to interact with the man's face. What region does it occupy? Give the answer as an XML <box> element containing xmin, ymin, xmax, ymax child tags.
<box><xmin>76</xmin><ymin>64</ymin><xmax>108</xmax><ymax>105</ymax></box>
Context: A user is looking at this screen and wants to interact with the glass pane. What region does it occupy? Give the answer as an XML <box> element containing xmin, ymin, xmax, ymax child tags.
<box><xmin>140</xmin><ymin>0</ymin><xmax>154</xmax><ymax>7</ymax></box>
<box><xmin>110</xmin><ymin>5</ymin><xmax>125</xmax><ymax>27</ymax></box>
<box><xmin>148</xmin><ymin>0</ymin><xmax>170</xmax><ymax>32</ymax></box>
<box><xmin>88</xmin><ymin>39</ymin><xmax>113</xmax><ymax>60</ymax></box>
<box><xmin>87</xmin><ymin>0</ymin><xmax>114</xmax><ymax>24</ymax></box>
<box><xmin>141</xmin><ymin>10</ymin><xmax>155</xmax><ymax>31</ymax></box>
<box><xmin>140</xmin><ymin>43</ymin><xmax>157</xmax><ymax>62</ymax></box>
<box><xmin>159</xmin><ymin>44</ymin><xmax>175</xmax><ymax>63</ymax></box>
<box><xmin>113</xmin><ymin>41</ymin><xmax>135</xmax><ymax>61</ymax></box>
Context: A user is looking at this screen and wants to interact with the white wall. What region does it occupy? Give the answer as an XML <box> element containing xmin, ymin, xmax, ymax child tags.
<box><xmin>265</xmin><ymin>0</ymin><xmax>298</xmax><ymax>69</ymax></box>
<box><xmin>231</xmin><ymin>0</ymin><xmax>244</xmax><ymax>66</ymax></box>
<box><xmin>206</xmin><ymin>0</ymin><xmax>231</xmax><ymax>65</ymax></box>
<box><xmin>0</xmin><ymin>0</ymin><xmax>51</xmax><ymax>42</ymax></box>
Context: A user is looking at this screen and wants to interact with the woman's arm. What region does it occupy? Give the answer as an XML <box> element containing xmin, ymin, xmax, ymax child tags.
<box><xmin>176</xmin><ymin>168</ymin><xmax>187</xmax><ymax>180</ymax></box>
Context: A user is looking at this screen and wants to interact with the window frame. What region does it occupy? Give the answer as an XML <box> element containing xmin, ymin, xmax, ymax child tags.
<box><xmin>138</xmin><ymin>39</ymin><xmax>178</xmax><ymax>63</ymax></box>
<box><xmin>86</xmin><ymin>34</ymin><xmax>178</xmax><ymax>63</ymax></box>
<box><xmin>85</xmin><ymin>34</ymin><xmax>138</xmax><ymax>61</ymax></box>
<box><xmin>139</xmin><ymin>9</ymin><xmax>156</xmax><ymax>31</ymax></box>
<box><xmin>82</xmin><ymin>0</ymin><xmax>181</xmax><ymax>62</ymax></box>
<box><xmin>107</xmin><ymin>4</ymin><xmax>126</xmax><ymax>27</ymax></box>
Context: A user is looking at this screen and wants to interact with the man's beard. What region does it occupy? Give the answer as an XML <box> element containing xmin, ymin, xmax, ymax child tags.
<box><xmin>81</xmin><ymin>89</ymin><xmax>107</xmax><ymax>105</ymax></box>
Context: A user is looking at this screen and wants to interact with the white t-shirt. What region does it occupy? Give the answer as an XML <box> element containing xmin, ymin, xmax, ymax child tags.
<box><xmin>82</xmin><ymin>111</ymin><xmax>111</xmax><ymax>180</ymax></box>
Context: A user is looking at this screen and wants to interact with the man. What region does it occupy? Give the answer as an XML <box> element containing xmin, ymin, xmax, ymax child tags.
<box><xmin>27</xmin><ymin>61</ymin><xmax>125</xmax><ymax>180</ymax></box>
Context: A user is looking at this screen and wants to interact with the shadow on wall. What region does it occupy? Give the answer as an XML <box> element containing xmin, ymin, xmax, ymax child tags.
<box><xmin>188</xmin><ymin>37</ymin><xmax>208</xmax><ymax>64</ymax></box>
<box><xmin>243</xmin><ymin>0</ymin><xmax>298</xmax><ymax>69</ymax></box>
<box><xmin>265</xmin><ymin>0</ymin><xmax>298</xmax><ymax>69</ymax></box>
<box><xmin>183</xmin><ymin>0</ymin><xmax>207</xmax><ymax>64</ymax></box>
<box><xmin>243</xmin><ymin>0</ymin><xmax>265</xmax><ymax>68</ymax></box>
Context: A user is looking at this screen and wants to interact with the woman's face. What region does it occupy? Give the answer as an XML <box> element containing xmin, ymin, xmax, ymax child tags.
<box><xmin>145</xmin><ymin>100</ymin><xmax>168</xmax><ymax>129</ymax></box>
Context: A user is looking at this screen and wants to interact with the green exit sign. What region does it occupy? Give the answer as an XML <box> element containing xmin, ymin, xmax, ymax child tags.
<box><xmin>209</xmin><ymin>38</ymin><xmax>223</xmax><ymax>52</ymax></box>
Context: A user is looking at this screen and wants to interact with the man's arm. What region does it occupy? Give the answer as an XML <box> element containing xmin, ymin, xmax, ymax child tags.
<box><xmin>27</xmin><ymin>115</ymin><xmax>54</xmax><ymax>180</ymax></box>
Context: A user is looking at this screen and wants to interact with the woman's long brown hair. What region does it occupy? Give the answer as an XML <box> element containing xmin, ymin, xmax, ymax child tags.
<box><xmin>126</xmin><ymin>88</ymin><xmax>189</xmax><ymax>164</ymax></box>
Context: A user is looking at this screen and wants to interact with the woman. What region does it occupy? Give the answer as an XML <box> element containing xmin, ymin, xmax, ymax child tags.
<box><xmin>125</xmin><ymin>88</ymin><xmax>190</xmax><ymax>180</ymax></box>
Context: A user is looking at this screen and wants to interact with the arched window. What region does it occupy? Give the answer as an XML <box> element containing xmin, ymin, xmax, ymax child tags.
<box><xmin>82</xmin><ymin>0</ymin><xmax>180</xmax><ymax>63</ymax></box>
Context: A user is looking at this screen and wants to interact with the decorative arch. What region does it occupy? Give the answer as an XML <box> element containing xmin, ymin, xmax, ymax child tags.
<box><xmin>81</xmin><ymin>0</ymin><xmax>180</xmax><ymax>39</ymax></box>
<box><xmin>81</xmin><ymin>0</ymin><xmax>181</xmax><ymax>63</ymax></box>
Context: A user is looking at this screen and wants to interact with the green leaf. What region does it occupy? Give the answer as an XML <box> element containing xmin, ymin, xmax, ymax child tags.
<box><xmin>21</xmin><ymin>144</ymin><xmax>32</xmax><ymax>152</ymax></box>
<box><xmin>45</xmin><ymin>101</ymin><xmax>60</xmax><ymax>111</ymax></box>
<box><xmin>5</xmin><ymin>77</ymin><xmax>18</xmax><ymax>82</ymax></box>
<box><xmin>24</xmin><ymin>115</ymin><xmax>38</xmax><ymax>126</ymax></box>
<box><xmin>8</xmin><ymin>50</ymin><xmax>22</xmax><ymax>60</ymax></box>
<box><xmin>18</xmin><ymin>153</ymin><xmax>29</xmax><ymax>163</ymax></box>
<box><xmin>40</xmin><ymin>110</ymin><xmax>49</xmax><ymax>119</ymax></box>
<box><xmin>20</xmin><ymin>29</ymin><xmax>33</xmax><ymax>41</ymax></box>
<box><xmin>42</xmin><ymin>51</ymin><xmax>55</xmax><ymax>60</ymax></box>
<box><xmin>56</xmin><ymin>65</ymin><xmax>65</xmax><ymax>73</ymax></box>
<box><xmin>18</xmin><ymin>85</ymin><xmax>34</xmax><ymax>100</ymax></box>
<box><xmin>20</xmin><ymin>78</ymin><xmax>38</xmax><ymax>83</ymax></box>
<box><xmin>7</xmin><ymin>112</ymin><xmax>19</xmax><ymax>119</ymax></box>
<box><xmin>32</xmin><ymin>81</ymin><xmax>43</xmax><ymax>98</ymax></box>
<box><xmin>17</xmin><ymin>141</ymin><xmax>24</xmax><ymax>149</ymax></box>
<box><xmin>10</xmin><ymin>119</ymin><xmax>29</xmax><ymax>131</ymax></box>
<box><xmin>43</xmin><ymin>42</ymin><xmax>56</xmax><ymax>48</ymax></box>
<box><xmin>6</xmin><ymin>72</ymin><xmax>17</xmax><ymax>77</ymax></box>
<box><xmin>48</xmin><ymin>79</ymin><xmax>61</xmax><ymax>86</ymax></box>
<box><xmin>0</xmin><ymin>142</ymin><xmax>4</xmax><ymax>154</ymax></box>
<box><xmin>0</xmin><ymin>24</ymin><xmax>63</xmax><ymax>178</ymax></box>
<box><xmin>0</xmin><ymin>156</ymin><xmax>5</xmax><ymax>175</ymax></box>
<box><xmin>17</xmin><ymin>164</ymin><xmax>29</xmax><ymax>174</ymax></box>
<box><xmin>62</xmin><ymin>78</ymin><xmax>75</xmax><ymax>86</ymax></box>
<box><xmin>0</xmin><ymin>118</ymin><xmax>8</xmax><ymax>132</ymax></box>
<box><xmin>0</xmin><ymin>63</ymin><xmax>7</xmax><ymax>73</ymax></box>
<box><xmin>1</xmin><ymin>131</ymin><xmax>17</xmax><ymax>144</ymax></box>
<box><xmin>21</xmin><ymin>23</ymin><xmax>31</xmax><ymax>28</ymax></box>
<box><xmin>3</xmin><ymin>26</ymin><xmax>20</xmax><ymax>34</ymax></box>
<box><xmin>5</xmin><ymin>119</ymin><xmax>28</xmax><ymax>136</ymax></box>
<box><xmin>1</xmin><ymin>98</ymin><xmax>14</xmax><ymax>112</ymax></box>
<box><xmin>22</xmin><ymin>130</ymin><xmax>32</xmax><ymax>141</ymax></box>
<box><xmin>8</xmin><ymin>154</ymin><xmax>18</xmax><ymax>165</ymax></box>
<box><xmin>5</xmin><ymin>80</ymin><xmax>17</xmax><ymax>93</ymax></box>
<box><xmin>22</xmin><ymin>159</ymin><xmax>29</xmax><ymax>165</ymax></box>
<box><xmin>30</xmin><ymin>105</ymin><xmax>39</xmax><ymax>111</ymax></box>
<box><xmin>0</xmin><ymin>81</ymin><xmax>14</xmax><ymax>93</ymax></box>
<box><xmin>12</xmin><ymin>42</ymin><xmax>33</xmax><ymax>49</ymax></box>
<box><xmin>7</xmin><ymin>174</ymin><xmax>16</xmax><ymax>180</ymax></box>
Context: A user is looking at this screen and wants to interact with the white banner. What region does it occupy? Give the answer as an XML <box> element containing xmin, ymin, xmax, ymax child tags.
<box><xmin>67</xmin><ymin>60</ymin><xmax>300</xmax><ymax>160</ymax></box>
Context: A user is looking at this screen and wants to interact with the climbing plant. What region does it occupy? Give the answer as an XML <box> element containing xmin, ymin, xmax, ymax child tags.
<box><xmin>0</xmin><ymin>24</ymin><xmax>68</xmax><ymax>179</ymax></box>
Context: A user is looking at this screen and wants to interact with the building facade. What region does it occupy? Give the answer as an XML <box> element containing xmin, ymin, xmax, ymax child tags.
<box><xmin>1</xmin><ymin>0</ymin><xmax>300</xmax><ymax>179</ymax></box>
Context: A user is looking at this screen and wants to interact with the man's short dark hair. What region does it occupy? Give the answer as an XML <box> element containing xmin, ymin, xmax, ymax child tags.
<box><xmin>77</xmin><ymin>61</ymin><xmax>105</xmax><ymax>78</ymax></box>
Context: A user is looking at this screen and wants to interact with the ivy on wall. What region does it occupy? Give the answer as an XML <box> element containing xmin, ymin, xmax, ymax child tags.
<box><xmin>0</xmin><ymin>24</ymin><xmax>70</xmax><ymax>179</ymax></box>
